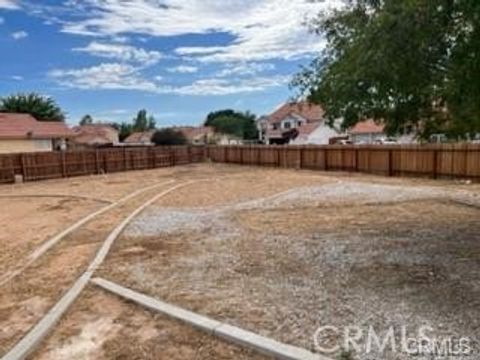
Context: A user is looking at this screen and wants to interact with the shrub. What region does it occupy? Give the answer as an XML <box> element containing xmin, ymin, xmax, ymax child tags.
<box><xmin>152</xmin><ymin>128</ymin><xmax>187</xmax><ymax>146</ymax></box>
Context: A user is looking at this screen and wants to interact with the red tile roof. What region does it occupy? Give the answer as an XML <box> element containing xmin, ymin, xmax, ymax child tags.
<box><xmin>71</xmin><ymin>124</ymin><xmax>119</xmax><ymax>145</ymax></box>
<box><xmin>124</xmin><ymin>130</ymin><xmax>156</xmax><ymax>144</ymax></box>
<box><xmin>267</xmin><ymin>102</ymin><xmax>324</xmax><ymax>124</ymax></box>
<box><xmin>0</xmin><ymin>113</ymin><xmax>73</xmax><ymax>139</ymax></box>
<box><xmin>176</xmin><ymin>126</ymin><xmax>214</xmax><ymax>140</ymax></box>
<box><xmin>296</xmin><ymin>122</ymin><xmax>321</xmax><ymax>136</ymax></box>
<box><xmin>349</xmin><ymin>120</ymin><xmax>385</xmax><ymax>134</ymax></box>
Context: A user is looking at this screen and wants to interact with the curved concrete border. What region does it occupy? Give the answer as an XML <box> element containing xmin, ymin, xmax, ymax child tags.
<box><xmin>2</xmin><ymin>180</ymin><xmax>202</xmax><ymax>360</ymax></box>
<box><xmin>0</xmin><ymin>180</ymin><xmax>175</xmax><ymax>287</ymax></box>
<box><xmin>92</xmin><ymin>277</ymin><xmax>332</xmax><ymax>360</ymax></box>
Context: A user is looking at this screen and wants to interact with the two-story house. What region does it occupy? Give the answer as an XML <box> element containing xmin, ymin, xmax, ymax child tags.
<box><xmin>258</xmin><ymin>102</ymin><xmax>343</xmax><ymax>145</ymax></box>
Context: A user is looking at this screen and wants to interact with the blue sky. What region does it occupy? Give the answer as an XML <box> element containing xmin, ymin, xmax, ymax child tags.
<box><xmin>0</xmin><ymin>0</ymin><xmax>334</xmax><ymax>126</ymax></box>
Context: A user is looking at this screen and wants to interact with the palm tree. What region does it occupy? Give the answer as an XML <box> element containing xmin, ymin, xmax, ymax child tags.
<box><xmin>0</xmin><ymin>93</ymin><xmax>66</xmax><ymax>122</ymax></box>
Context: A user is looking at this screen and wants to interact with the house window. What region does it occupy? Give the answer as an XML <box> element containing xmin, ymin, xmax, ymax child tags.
<box><xmin>283</xmin><ymin>121</ymin><xmax>292</xmax><ymax>129</ymax></box>
<box><xmin>272</xmin><ymin>123</ymin><xmax>279</xmax><ymax>130</ymax></box>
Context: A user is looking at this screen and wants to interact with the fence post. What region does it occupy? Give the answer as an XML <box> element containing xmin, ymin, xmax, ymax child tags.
<box><xmin>151</xmin><ymin>147</ymin><xmax>156</xmax><ymax>168</ymax></box>
<box><xmin>171</xmin><ymin>147</ymin><xmax>176</xmax><ymax>167</ymax></box>
<box><xmin>432</xmin><ymin>149</ymin><xmax>438</xmax><ymax>179</ymax></box>
<box><xmin>95</xmin><ymin>149</ymin><xmax>100</xmax><ymax>174</ymax></box>
<box><xmin>354</xmin><ymin>148</ymin><xmax>359</xmax><ymax>172</ymax></box>
<box><xmin>298</xmin><ymin>147</ymin><xmax>303</xmax><ymax>169</ymax></box>
<box><xmin>61</xmin><ymin>152</ymin><xmax>67</xmax><ymax>177</ymax></box>
<box><xmin>123</xmin><ymin>147</ymin><xmax>128</xmax><ymax>171</ymax></box>
<box><xmin>388</xmin><ymin>149</ymin><xmax>394</xmax><ymax>176</ymax></box>
<box><xmin>21</xmin><ymin>153</ymin><xmax>27</xmax><ymax>180</ymax></box>
<box><xmin>82</xmin><ymin>152</ymin><xmax>87</xmax><ymax>175</ymax></box>
<box><xmin>324</xmin><ymin>148</ymin><xmax>329</xmax><ymax>171</ymax></box>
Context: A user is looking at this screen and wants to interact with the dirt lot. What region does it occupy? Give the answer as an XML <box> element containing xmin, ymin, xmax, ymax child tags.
<box><xmin>1</xmin><ymin>164</ymin><xmax>479</xmax><ymax>360</ymax></box>
<box><xmin>35</xmin><ymin>287</ymin><xmax>268</xmax><ymax>360</ymax></box>
<box><xmin>0</xmin><ymin>197</ymin><xmax>102</xmax><ymax>277</ymax></box>
<box><xmin>100</xmin><ymin>165</ymin><xmax>480</xmax><ymax>360</ymax></box>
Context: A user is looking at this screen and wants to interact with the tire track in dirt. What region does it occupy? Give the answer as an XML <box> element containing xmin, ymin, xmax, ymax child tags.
<box><xmin>1</xmin><ymin>180</ymin><xmax>210</xmax><ymax>360</ymax></box>
<box><xmin>0</xmin><ymin>181</ymin><xmax>179</xmax><ymax>358</ymax></box>
<box><xmin>0</xmin><ymin>181</ymin><xmax>174</xmax><ymax>288</ymax></box>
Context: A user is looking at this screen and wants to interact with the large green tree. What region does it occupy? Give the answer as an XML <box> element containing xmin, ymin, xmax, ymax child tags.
<box><xmin>205</xmin><ymin>109</ymin><xmax>258</xmax><ymax>140</ymax></box>
<box><xmin>0</xmin><ymin>93</ymin><xmax>66</xmax><ymax>122</ymax></box>
<box><xmin>293</xmin><ymin>0</ymin><xmax>480</xmax><ymax>139</ymax></box>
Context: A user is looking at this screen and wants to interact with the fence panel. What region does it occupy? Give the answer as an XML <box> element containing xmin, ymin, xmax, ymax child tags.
<box><xmin>22</xmin><ymin>152</ymin><xmax>63</xmax><ymax>181</ymax></box>
<box><xmin>0</xmin><ymin>155</ymin><xmax>14</xmax><ymax>183</ymax></box>
<box><xmin>0</xmin><ymin>146</ymin><xmax>206</xmax><ymax>184</ymax></box>
<box><xmin>207</xmin><ymin>144</ymin><xmax>480</xmax><ymax>181</ymax></box>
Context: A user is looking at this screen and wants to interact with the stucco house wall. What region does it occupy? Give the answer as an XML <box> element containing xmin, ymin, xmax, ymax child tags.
<box><xmin>291</xmin><ymin>120</ymin><xmax>343</xmax><ymax>145</ymax></box>
<box><xmin>0</xmin><ymin>139</ymin><xmax>53</xmax><ymax>154</ymax></box>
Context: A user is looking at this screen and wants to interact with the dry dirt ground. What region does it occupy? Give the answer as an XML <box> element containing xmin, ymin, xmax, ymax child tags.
<box><xmin>100</xmin><ymin>164</ymin><xmax>479</xmax><ymax>360</ymax></box>
<box><xmin>35</xmin><ymin>287</ymin><xmax>268</xmax><ymax>360</ymax></box>
<box><xmin>0</xmin><ymin>197</ymin><xmax>101</xmax><ymax>277</ymax></box>
<box><xmin>1</xmin><ymin>164</ymin><xmax>479</xmax><ymax>360</ymax></box>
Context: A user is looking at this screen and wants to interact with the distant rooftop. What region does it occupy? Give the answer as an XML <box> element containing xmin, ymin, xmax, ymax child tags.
<box><xmin>0</xmin><ymin>113</ymin><xmax>73</xmax><ymax>139</ymax></box>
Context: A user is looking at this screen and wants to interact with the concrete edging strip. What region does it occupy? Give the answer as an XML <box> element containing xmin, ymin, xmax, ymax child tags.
<box><xmin>0</xmin><ymin>180</ymin><xmax>175</xmax><ymax>287</ymax></box>
<box><xmin>91</xmin><ymin>277</ymin><xmax>332</xmax><ymax>360</ymax></box>
<box><xmin>2</xmin><ymin>180</ymin><xmax>197</xmax><ymax>360</ymax></box>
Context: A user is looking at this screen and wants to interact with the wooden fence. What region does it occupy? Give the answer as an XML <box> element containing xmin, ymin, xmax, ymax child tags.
<box><xmin>0</xmin><ymin>146</ymin><xmax>206</xmax><ymax>184</ymax></box>
<box><xmin>207</xmin><ymin>144</ymin><xmax>480</xmax><ymax>180</ymax></box>
<box><xmin>1</xmin><ymin>144</ymin><xmax>479</xmax><ymax>184</ymax></box>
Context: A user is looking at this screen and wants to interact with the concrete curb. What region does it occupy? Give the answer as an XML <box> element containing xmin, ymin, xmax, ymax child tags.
<box><xmin>2</xmin><ymin>180</ymin><xmax>199</xmax><ymax>360</ymax></box>
<box><xmin>0</xmin><ymin>180</ymin><xmax>175</xmax><ymax>288</ymax></box>
<box><xmin>91</xmin><ymin>277</ymin><xmax>332</xmax><ymax>360</ymax></box>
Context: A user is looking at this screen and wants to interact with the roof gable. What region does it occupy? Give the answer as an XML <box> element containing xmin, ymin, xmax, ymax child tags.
<box><xmin>72</xmin><ymin>124</ymin><xmax>119</xmax><ymax>145</ymax></box>
<box><xmin>267</xmin><ymin>102</ymin><xmax>324</xmax><ymax>124</ymax></box>
<box><xmin>124</xmin><ymin>130</ymin><xmax>156</xmax><ymax>143</ymax></box>
<box><xmin>0</xmin><ymin>113</ymin><xmax>73</xmax><ymax>139</ymax></box>
<box><xmin>349</xmin><ymin>120</ymin><xmax>385</xmax><ymax>134</ymax></box>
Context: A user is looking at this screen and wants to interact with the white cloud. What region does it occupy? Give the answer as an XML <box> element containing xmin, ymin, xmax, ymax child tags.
<box><xmin>60</xmin><ymin>0</ymin><xmax>337</xmax><ymax>63</ymax></box>
<box><xmin>175</xmin><ymin>46</ymin><xmax>226</xmax><ymax>56</ymax></box>
<box><xmin>0</xmin><ymin>0</ymin><xmax>19</xmax><ymax>9</ymax></box>
<box><xmin>159</xmin><ymin>75</ymin><xmax>290</xmax><ymax>96</ymax></box>
<box><xmin>48</xmin><ymin>63</ymin><xmax>157</xmax><ymax>92</ymax></box>
<box><xmin>74</xmin><ymin>41</ymin><xmax>163</xmax><ymax>66</ymax></box>
<box><xmin>11</xmin><ymin>30</ymin><xmax>28</xmax><ymax>40</ymax></box>
<box><xmin>167</xmin><ymin>65</ymin><xmax>198</xmax><ymax>74</ymax></box>
<box><xmin>49</xmin><ymin>62</ymin><xmax>288</xmax><ymax>96</ymax></box>
<box><xmin>11</xmin><ymin>75</ymin><xmax>23</xmax><ymax>81</ymax></box>
<box><xmin>216</xmin><ymin>62</ymin><xmax>275</xmax><ymax>77</ymax></box>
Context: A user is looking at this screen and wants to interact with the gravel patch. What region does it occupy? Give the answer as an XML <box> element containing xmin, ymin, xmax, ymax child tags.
<box><xmin>110</xmin><ymin>175</ymin><xmax>480</xmax><ymax>360</ymax></box>
<box><xmin>126</xmin><ymin>180</ymin><xmax>480</xmax><ymax>239</ymax></box>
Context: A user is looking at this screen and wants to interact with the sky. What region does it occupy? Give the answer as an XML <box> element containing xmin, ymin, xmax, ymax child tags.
<box><xmin>0</xmin><ymin>0</ymin><xmax>336</xmax><ymax>126</ymax></box>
